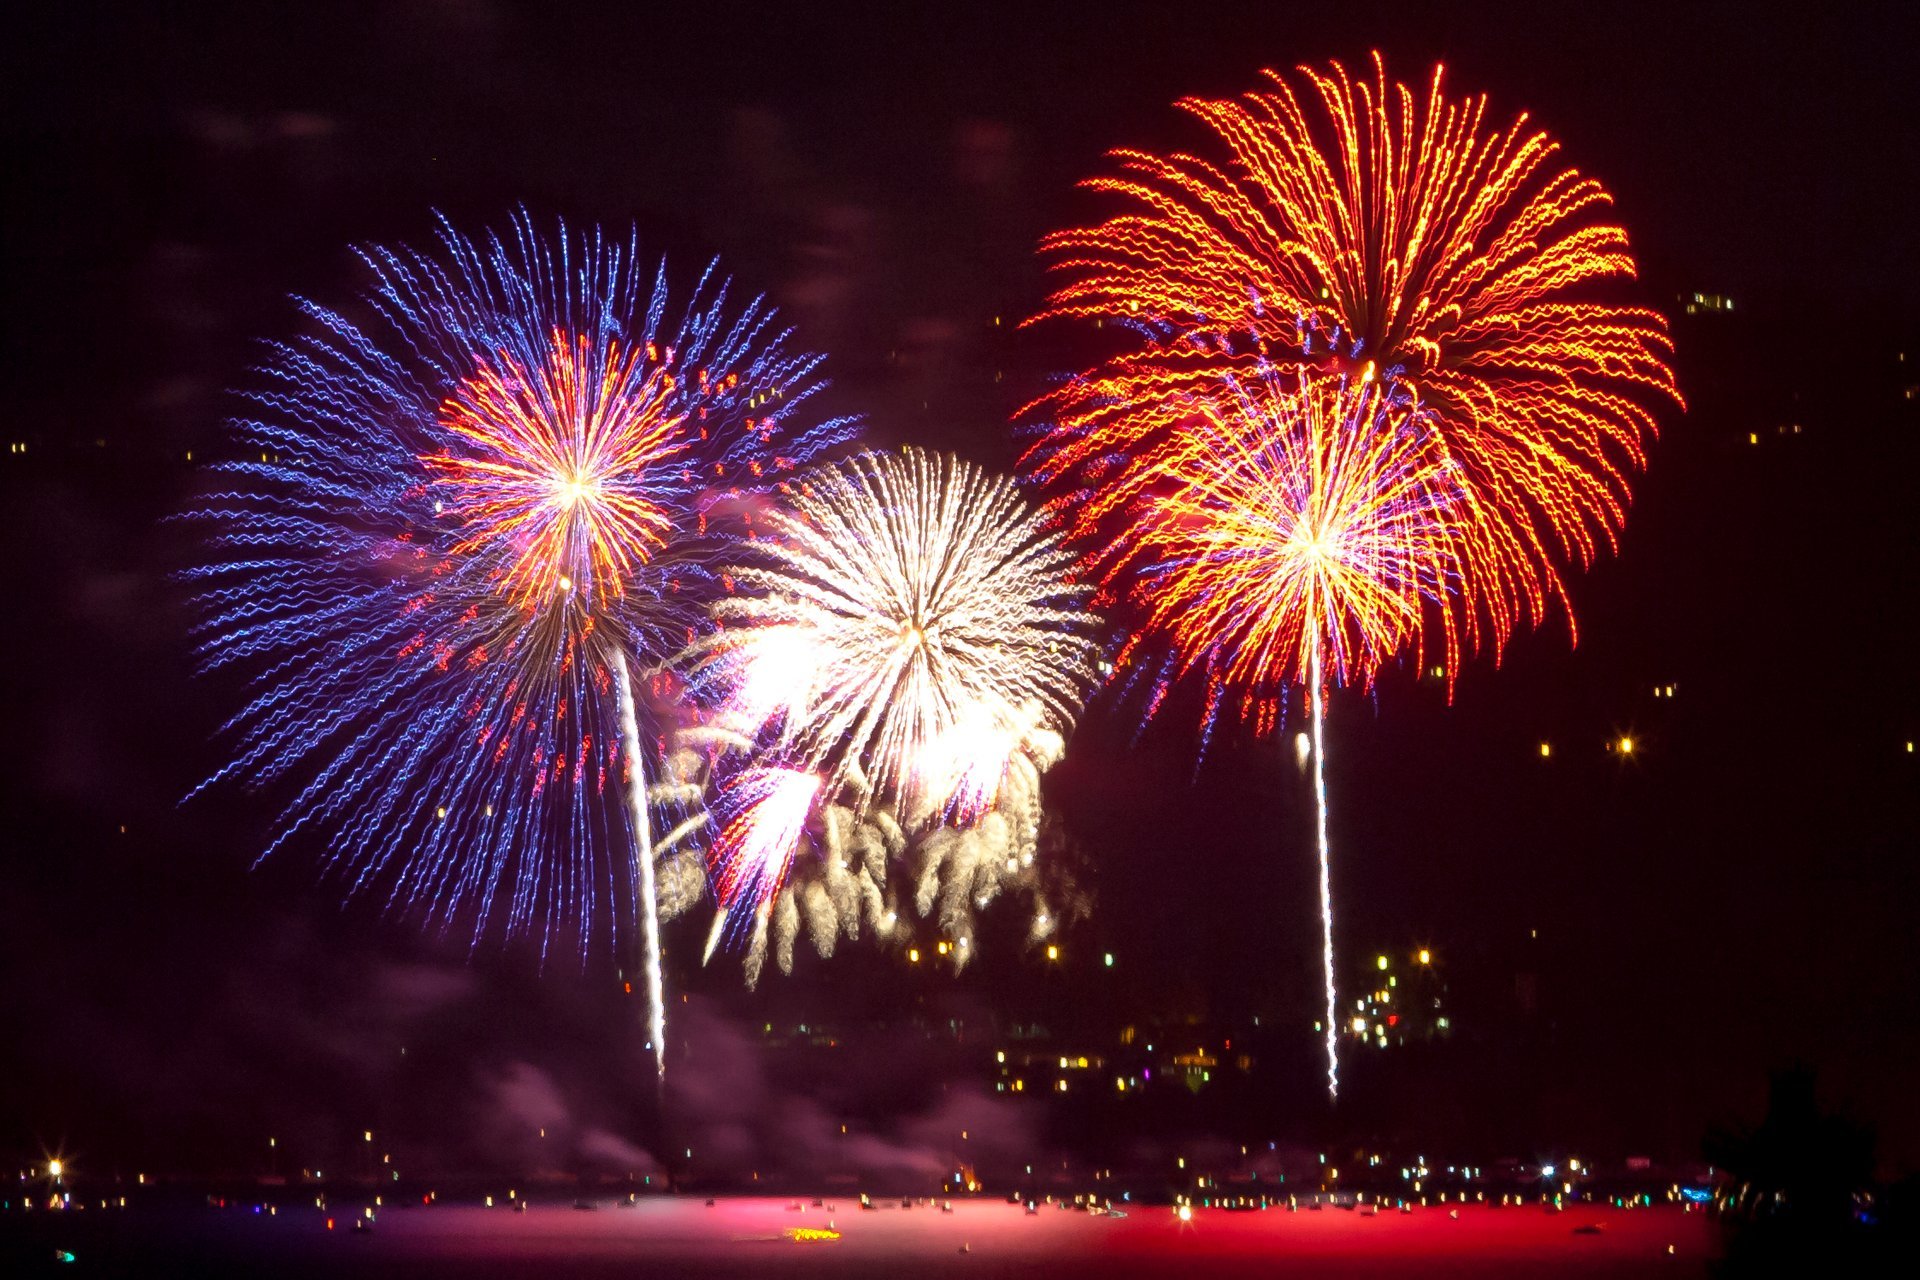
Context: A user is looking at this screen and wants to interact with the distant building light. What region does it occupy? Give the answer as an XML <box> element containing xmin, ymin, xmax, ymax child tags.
<box><xmin>1376</xmin><ymin>955</ymin><xmax>1389</xmax><ymax>971</ymax></box>
<box><xmin>1417</xmin><ymin>949</ymin><xmax>1431</xmax><ymax>965</ymax></box>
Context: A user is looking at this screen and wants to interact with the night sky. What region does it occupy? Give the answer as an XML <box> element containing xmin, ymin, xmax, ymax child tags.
<box><xmin>3</xmin><ymin>1</ymin><xmax>1916</xmax><ymax>1179</ymax></box>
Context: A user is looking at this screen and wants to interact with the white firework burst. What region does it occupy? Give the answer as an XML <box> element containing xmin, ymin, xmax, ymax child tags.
<box><xmin>685</xmin><ymin>446</ymin><xmax>1103</xmax><ymax>977</ymax></box>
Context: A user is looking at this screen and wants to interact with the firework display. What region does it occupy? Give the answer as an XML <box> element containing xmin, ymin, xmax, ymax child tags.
<box><xmin>679</xmin><ymin>447</ymin><xmax>1102</xmax><ymax>983</ymax></box>
<box><xmin>1031</xmin><ymin>54</ymin><xmax>1680</xmax><ymax>665</ymax></box>
<box><xmin>1022</xmin><ymin>57</ymin><xmax>1677</xmax><ymax>1096</ymax></box>
<box><xmin>178</xmin><ymin>55</ymin><xmax>1680</xmax><ymax>1116</ymax></box>
<box><xmin>187</xmin><ymin>215</ymin><xmax>856</xmax><ymax>1072</ymax></box>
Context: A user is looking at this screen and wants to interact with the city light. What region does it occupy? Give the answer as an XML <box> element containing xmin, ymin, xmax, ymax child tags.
<box><xmin>1418</xmin><ymin>949</ymin><xmax>1431</xmax><ymax>965</ymax></box>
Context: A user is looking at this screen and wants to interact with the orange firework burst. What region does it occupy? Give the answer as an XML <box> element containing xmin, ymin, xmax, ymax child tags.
<box><xmin>1023</xmin><ymin>58</ymin><xmax>1681</xmax><ymax>1101</ymax></box>
<box><xmin>425</xmin><ymin>328</ymin><xmax>685</xmax><ymax>614</ymax></box>
<box><xmin>1110</xmin><ymin>368</ymin><xmax>1464</xmax><ymax>735</ymax></box>
<box><xmin>1031</xmin><ymin>53</ymin><xmax>1681</xmax><ymax>665</ymax></box>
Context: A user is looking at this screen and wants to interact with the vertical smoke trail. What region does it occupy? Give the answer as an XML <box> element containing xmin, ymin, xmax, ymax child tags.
<box><xmin>612</xmin><ymin>649</ymin><xmax>667</xmax><ymax>1083</ymax></box>
<box><xmin>1309</xmin><ymin>632</ymin><xmax>1339</xmax><ymax>1100</ymax></box>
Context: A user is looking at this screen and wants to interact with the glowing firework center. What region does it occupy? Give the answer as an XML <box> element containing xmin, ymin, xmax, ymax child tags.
<box><xmin>425</xmin><ymin>330</ymin><xmax>686</xmax><ymax>626</ymax></box>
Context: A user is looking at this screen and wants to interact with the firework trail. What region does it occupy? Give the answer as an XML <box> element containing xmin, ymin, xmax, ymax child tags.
<box><xmin>683</xmin><ymin>447</ymin><xmax>1103</xmax><ymax>981</ymax></box>
<box><xmin>611</xmin><ymin>649</ymin><xmax>667</xmax><ymax>1081</ymax></box>
<box><xmin>185</xmin><ymin>213</ymin><xmax>856</xmax><ymax>1078</ymax></box>
<box><xmin>1307</xmin><ymin>632</ymin><xmax>1337</xmax><ymax>1102</ymax></box>
<box><xmin>1025</xmin><ymin>57</ymin><xmax>1678</xmax><ymax>1096</ymax></box>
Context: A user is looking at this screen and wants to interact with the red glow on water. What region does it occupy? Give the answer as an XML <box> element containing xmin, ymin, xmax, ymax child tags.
<box><xmin>213</xmin><ymin>1196</ymin><xmax>1716</xmax><ymax>1277</ymax></box>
